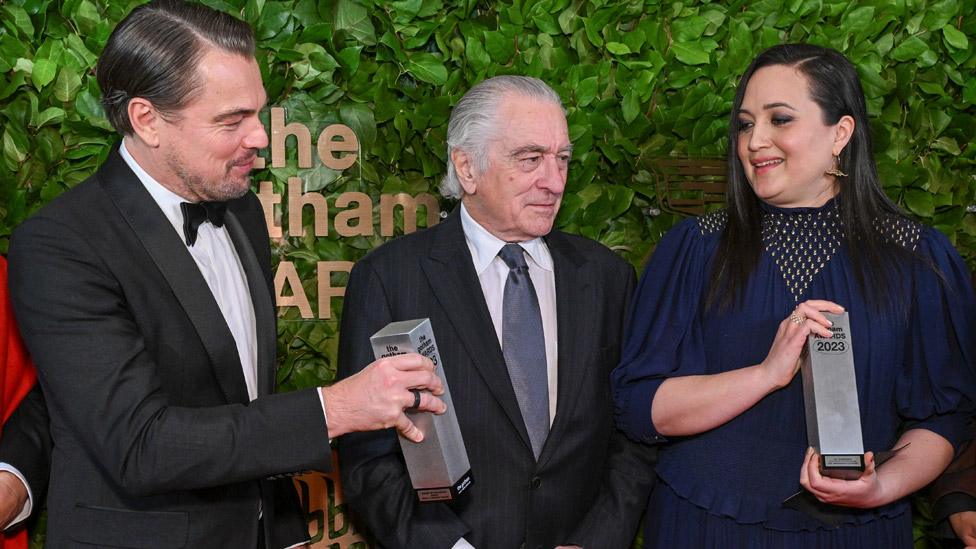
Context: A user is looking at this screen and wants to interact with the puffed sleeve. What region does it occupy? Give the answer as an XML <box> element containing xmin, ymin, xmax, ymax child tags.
<box><xmin>895</xmin><ymin>227</ymin><xmax>976</xmax><ymax>451</ymax></box>
<box><xmin>611</xmin><ymin>217</ymin><xmax>717</xmax><ymax>444</ymax></box>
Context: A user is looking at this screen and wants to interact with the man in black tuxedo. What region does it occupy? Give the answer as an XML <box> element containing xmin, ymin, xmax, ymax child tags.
<box><xmin>7</xmin><ymin>2</ymin><xmax>445</xmax><ymax>547</ymax></box>
<box><xmin>337</xmin><ymin>76</ymin><xmax>657</xmax><ymax>549</ymax></box>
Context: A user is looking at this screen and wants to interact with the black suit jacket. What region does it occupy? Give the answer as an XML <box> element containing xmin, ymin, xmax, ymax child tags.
<box><xmin>8</xmin><ymin>149</ymin><xmax>331</xmax><ymax>548</ymax></box>
<box><xmin>337</xmin><ymin>211</ymin><xmax>657</xmax><ymax>549</ymax></box>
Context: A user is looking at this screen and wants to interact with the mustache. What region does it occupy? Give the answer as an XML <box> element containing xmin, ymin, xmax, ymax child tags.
<box><xmin>229</xmin><ymin>151</ymin><xmax>259</xmax><ymax>167</ymax></box>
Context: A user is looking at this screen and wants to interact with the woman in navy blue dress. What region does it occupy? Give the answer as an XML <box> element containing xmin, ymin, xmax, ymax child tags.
<box><xmin>612</xmin><ymin>44</ymin><xmax>975</xmax><ymax>548</ymax></box>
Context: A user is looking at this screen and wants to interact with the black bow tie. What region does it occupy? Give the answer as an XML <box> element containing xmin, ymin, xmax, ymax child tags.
<box><xmin>180</xmin><ymin>201</ymin><xmax>227</xmax><ymax>246</ymax></box>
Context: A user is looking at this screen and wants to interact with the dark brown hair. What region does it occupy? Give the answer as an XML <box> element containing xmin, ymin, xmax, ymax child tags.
<box><xmin>96</xmin><ymin>0</ymin><xmax>255</xmax><ymax>135</ymax></box>
<box><xmin>708</xmin><ymin>43</ymin><xmax>915</xmax><ymax>311</ymax></box>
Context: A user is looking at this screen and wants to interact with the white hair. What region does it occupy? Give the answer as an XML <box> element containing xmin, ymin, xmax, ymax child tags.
<box><xmin>440</xmin><ymin>75</ymin><xmax>564</xmax><ymax>200</ymax></box>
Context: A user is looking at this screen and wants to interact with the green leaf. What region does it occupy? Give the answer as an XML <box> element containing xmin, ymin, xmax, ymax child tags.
<box><xmin>339</xmin><ymin>101</ymin><xmax>376</xmax><ymax>146</ymax></box>
<box><xmin>917</xmin><ymin>81</ymin><xmax>946</xmax><ymax>95</ymax></box>
<box><xmin>2</xmin><ymin>6</ymin><xmax>35</xmax><ymax>38</ymax></box>
<box><xmin>930</xmin><ymin>136</ymin><xmax>961</xmax><ymax>155</ymax></box>
<box><xmin>35</xmin><ymin>106</ymin><xmax>65</xmax><ymax>128</ymax></box>
<box><xmin>942</xmin><ymin>25</ymin><xmax>968</xmax><ymax>50</ymax></box>
<box><xmin>406</xmin><ymin>54</ymin><xmax>447</xmax><ymax>85</ymax></box>
<box><xmin>334</xmin><ymin>0</ymin><xmax>377</xmax><ymax>46</ymax></box>
<box><xmin>606</xmin><ymin>42</ymin><xmax>631</xmax><ymax>55</ymax></box>
<box><xmin>890</xmin><ymin>36</ymin><xmax>930</xmax><ymax>62</ymax></box>
<box><xmin>671</xmin><ymin>42</ymin><xmax>710</xmax><ymax>65</ymax></box>
<box><xmin>74</xmin><ymin>88</ymin><xmax>112</xmax><ymax>129</ymax></box>
<box><xmin>256</xmin><ymin>1</ymin><xmax>291</xmax><ymax>40</ymax></box>
<box><xmin>300</xmin><ymin>22</ymin><xmax>333</xmax><ymax>42</ymax></box>
<box><xmin>903</xmin><ymin>189</ymin><xmax>935</xmax><ymax>218</ymax></box>
<box><xmin>842</xmin><ymin>6</ymin><xmax>875</xmax><ymax>35</ymax></box>
<box><xmin>576</xmin><ymin>76</ymin><xmax>598</xmax><ymax>107</ymax></box>
<box><xmin>963</xmin><ymin>79</ymin><xmax>976</xmax><ymax>105</ymax></box>
<box><xmin>465</xmin><ymin>37</ymin><xmax>491</xmax><ymax>72</ymax></box>
<box><xmin>484</xmin><ymin>30</ymin><xmax>514</xmax><ymax>63</ymax></box>
<box><xmin>621</xmin><ymin>89</ymin><xmax>640</xmax><ymax>123</ymax></box>
<box><xmin>672</xmin><ymin>15</ymin><xmax>709</xmax><ymax>42</ymax></box>
<box><xmin>336</xmin><ymin>45</ymin><xmax>362</xmax><ymax>75</ymax></box>
<box><xmin>64</xmin><ymin>33</ymin><xmax>97</xmax><ymax>68</ymax></box>
<box><xmin>3</xmin><ymin>126</ymin><xmax>29</xmax><ymax>166</ymax></box>
<box><xmin>391</xmin><ymin>0</ymin><xmax>422</xmax><ymax>17</ymax></box>
<box><xmin>53</xmin><ymin>66</ymin><xmax>82</xmax><ymax>102</ymax></box>
<box><xmin>35</xmin><ymin>127</ymin><xmax>64</xmax><ymax>164</ymax></box>
<box><xmin>31</xmin><ymin>59</ymin><xmax>58</xmax><ymax>90</ymax></box>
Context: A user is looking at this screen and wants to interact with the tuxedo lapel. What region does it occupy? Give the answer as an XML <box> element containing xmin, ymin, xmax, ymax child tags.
<box><xmin>542</xmin><ymin>230</ymin><xmax>593</xmax><ymax>463</ymax></box>
<box><xmin>422</xmin><ymin>212</ymin><xmax>534</xmax><ymax>452</ymax></box>
<box><xmin>223</xmin><ymin>210</ymin><xmax>276</xmax><ymax>396</ymax></box>
<box><xmin>97</xmin><ymin>150</ymin><xmax>250</xmax><ymax>405</ymax></box>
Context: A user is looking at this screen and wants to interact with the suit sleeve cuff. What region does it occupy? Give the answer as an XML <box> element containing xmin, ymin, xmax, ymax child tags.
<box><xmin>616</xmin><ymin>377</ymin><xmax>668</xmax><ymax>444</ymax></box>
<box><xmin>0</xmin><ymin>463</ymin><xmax>32</xmax><ymax>528</ymax></box>
<box><xmin>933</xmin><ymin>492</ymin><xmax>976</xmax><ymax>524</ymax></box>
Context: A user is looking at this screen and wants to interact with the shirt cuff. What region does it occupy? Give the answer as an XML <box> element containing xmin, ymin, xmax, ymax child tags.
<box><xmin>452</xmin><ymin>537</ymin><xmax>475</xmax><ymax>548</ymax></box>
<box><xmin>316</xmin><ymin>389</ymin><xmax>331</xmax><ymax>443</ymax></box>
<box><xmin>0</xmin><ymin>463</ymin><xmax>32</xmax><ymax>528</ymax></box>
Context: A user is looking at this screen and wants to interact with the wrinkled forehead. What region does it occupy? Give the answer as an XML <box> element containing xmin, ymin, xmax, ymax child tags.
<box><xmin>490</xmin><ymin>94</ymin><xmax>570</xmax><ymax>152</ymax></box>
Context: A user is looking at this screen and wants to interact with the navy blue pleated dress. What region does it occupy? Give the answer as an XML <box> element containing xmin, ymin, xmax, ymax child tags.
<box><xmin>612</xmin><ymin>200</ymin><xmax>975</xmax><ymax>548</ymax></box>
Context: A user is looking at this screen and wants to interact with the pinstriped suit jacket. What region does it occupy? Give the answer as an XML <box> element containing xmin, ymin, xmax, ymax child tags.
<box><xmin>337</xmin><ymin>210</ymin><xmax>657</xmax><ymax>549</ymax></box>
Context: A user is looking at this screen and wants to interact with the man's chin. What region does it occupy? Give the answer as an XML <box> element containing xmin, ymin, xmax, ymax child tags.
<box><xmin>205</xmin><ymin>178</ymin><xmax>251</xmax><ymax>202</ymax></box>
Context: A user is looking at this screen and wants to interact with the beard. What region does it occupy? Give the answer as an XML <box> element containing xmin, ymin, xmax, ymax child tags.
<box><xmin>165</xmin><ymin>148</ymin><xmax>254</xmax><ymax>202</ymax></box>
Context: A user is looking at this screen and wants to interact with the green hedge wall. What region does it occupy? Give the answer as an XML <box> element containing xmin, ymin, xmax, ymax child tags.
<box><xmin>2</xmin><ymin>1</ymin><xmax>973</xmax><ymax>547</ymax></box>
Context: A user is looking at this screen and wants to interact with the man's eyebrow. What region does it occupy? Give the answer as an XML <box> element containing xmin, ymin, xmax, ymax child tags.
<box><xmin>212</xmin><ymin>108</ymin><xmax>254</xmax><ymax>123</ymax></box>
<box><xmin>212</xmin><ymin>100</ymin><xmax>268</xmax><ymax>123</ymax></box>
<box><xmin>509</xmin><ymin>144</ymin><xmax>574</xmax><ymax>156</ymax></box>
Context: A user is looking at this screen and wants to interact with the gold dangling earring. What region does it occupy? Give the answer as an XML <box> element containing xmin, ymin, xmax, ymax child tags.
<box><xmin>825</xmin><ymin>155</ymin><xmax>848</xmax><ymax>178</ymax></box>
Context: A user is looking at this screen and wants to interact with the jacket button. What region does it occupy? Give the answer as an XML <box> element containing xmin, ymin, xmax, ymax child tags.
<box><xmin>531</xmin><ymin>476</ymin><xmax>541</xmax><ymax>489</ymax></box>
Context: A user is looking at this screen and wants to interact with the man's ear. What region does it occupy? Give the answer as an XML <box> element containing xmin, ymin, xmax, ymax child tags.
<box><xmin>128</xmin><ymin>97</ymin><xmax>162</xmax><ymax>148</ymax></box>
<box><xmin>452</xmin><ymin>149</ymin><xmax>478</xmax><ymax>195</ymax></box>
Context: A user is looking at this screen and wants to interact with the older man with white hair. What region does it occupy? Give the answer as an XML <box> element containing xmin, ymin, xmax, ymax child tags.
<box><xmin>337</xmin><ymin>75</ymin><xmax>657</xmax><ymax>549</ymax></box>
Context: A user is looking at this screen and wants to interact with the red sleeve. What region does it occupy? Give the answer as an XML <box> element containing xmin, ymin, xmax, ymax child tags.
<box><xmin>0</xmin><ymin>257</ymin><xmax>35</xmax><ymax>426</ymax></box>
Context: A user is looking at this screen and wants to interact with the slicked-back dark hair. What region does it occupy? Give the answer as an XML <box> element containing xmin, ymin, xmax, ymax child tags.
<box><xmin>708</xmin><ymin>43</ymin><xmax>914</xmax><ymax>311</ymax></box>
<box><xmin>96</xmin><ymin>0</ymin><xmax>255</xmax><ymax>135</ymax></box>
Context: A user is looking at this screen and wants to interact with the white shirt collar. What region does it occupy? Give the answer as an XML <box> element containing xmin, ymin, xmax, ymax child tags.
<box><xmin>459</xmin><ymin>203</ymin><xmax>553</xmax><ymax>276</ymax></box>
<box><xmin>119</xmin><ymin>139</ymin><xmax>194</xmax><ymax>234</ymax></box>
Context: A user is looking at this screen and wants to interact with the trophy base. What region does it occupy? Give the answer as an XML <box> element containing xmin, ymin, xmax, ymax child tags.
<box><xmin>820</xmin><ymin>454</ymin><xmax>865</xmax><ymax>480</ymax></box>
<box><xmin>416</xmin><ymin>470</ymin><xmax>473</xmax><ymax>503</ymax></box>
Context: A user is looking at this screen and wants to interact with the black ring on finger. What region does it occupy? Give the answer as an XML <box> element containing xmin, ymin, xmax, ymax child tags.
<box><xmin>409</xmin><ymin>388</ymin><xmax>421</xmax><ymax>411</ymax></box>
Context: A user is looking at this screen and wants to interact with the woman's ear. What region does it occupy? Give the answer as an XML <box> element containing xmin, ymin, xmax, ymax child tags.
<box><xmin>832</xmin><ymin>115</ymin><xmax>855</xmax><ymax>156</ymax></box>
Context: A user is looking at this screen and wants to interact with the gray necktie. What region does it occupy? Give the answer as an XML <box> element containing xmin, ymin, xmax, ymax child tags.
<box><xmin>499</xmin><ymin>243</ymin><xmax>549</xmax><ymax>459</ymax></box>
